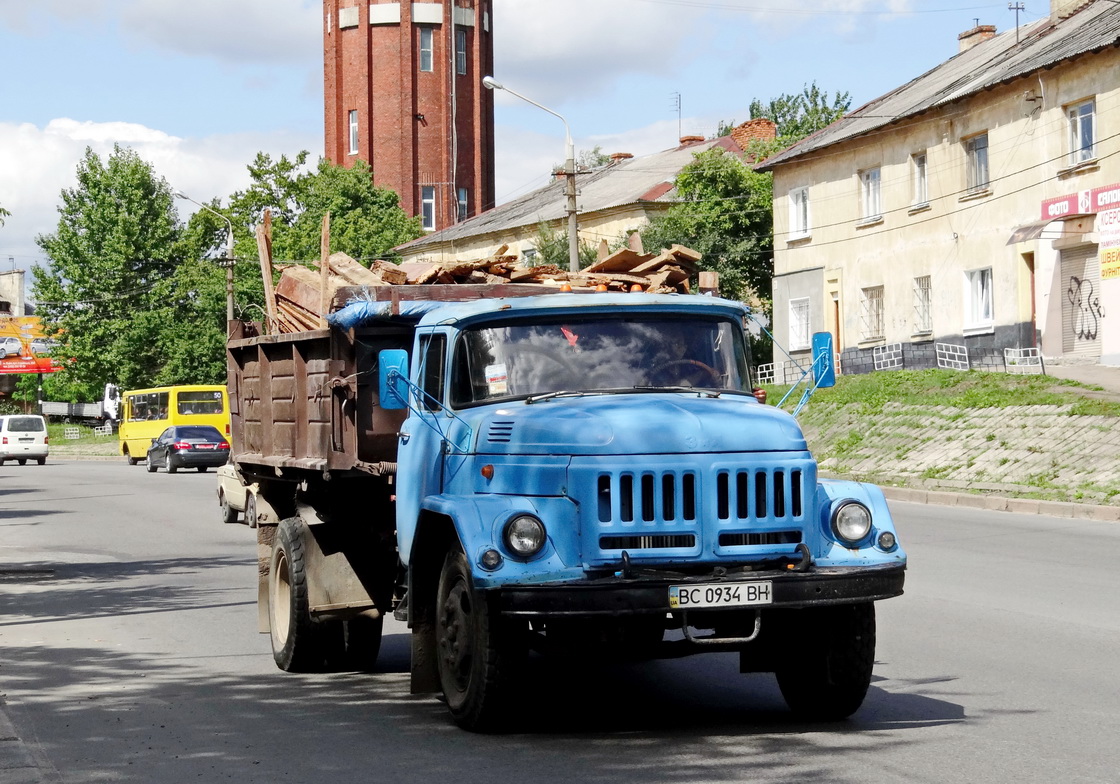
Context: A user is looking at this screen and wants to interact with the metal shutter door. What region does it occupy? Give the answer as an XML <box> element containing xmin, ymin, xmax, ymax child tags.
<box><xmin>1060</xmin><ymin>246</ymin><xmax>1102</xmax><ymax>357</ymax></box>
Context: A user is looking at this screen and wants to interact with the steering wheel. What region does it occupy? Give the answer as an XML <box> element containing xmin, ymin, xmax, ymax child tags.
<box><xmin>647</xmin><ymin>359</ymin><xmax>723</xmax><ymax>388</ymax></box>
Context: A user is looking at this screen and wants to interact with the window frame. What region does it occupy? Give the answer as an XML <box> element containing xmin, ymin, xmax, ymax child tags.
<box><xmin>789</xmin><ymin>186</ymin><xmax>810</xmax><ymax>238</ymax></box>
<box><xmin>964</xmin><ymin>133</ymin><xmax>989</xmax><ymax>193</ymax></box>
<box><xmin>788</xmin><ymin>297</ymin><xmax>811</xmax><ymax>351</ymax></box>
<box><xmin>348</xmin><ymin>110</ymin><xmax>359</xmax><ymax>155</ymax></box>
<box><xmin>457</xmin><ymin>187</ymin><xmax>469</xmax><ymax>222</ymax></box>
<box><xmin>913</xmin><ymin>275</ymin><xmax>932</xmax><ymax>334</ymax></box>
<box><xmin>455</xmin><ymin>28</ymin><xmax>467</xmax><ymax>75</ymax></box>
<box><xmin>964</xmin><ymin>267</ymin><xmax>994</xmax><ymax>331</ymax></box>
<box><xmin>911</xmin><ymin>152</ymin><xmax>928</xmax><ymax>207</ymax></box>
<box><xmin>1067</xmin><ymin>99</ymin><xmax>1095</xmax><ymax>166</ymax></box>
<box><xmin>419</xmin><ymin>27</ymin><xmax>434</xmax><ymax>72</ymax></box>
<box><xmin>421</xmin><ymin>186</ymin><xmax>436</xmax><ymax>231</ymax></box>
<box><xmin>859</xmin><ymin>167</ymin><xmax>881</xmax><ymax>221</ymax></box>
<box><xmin>860</xmin><ymin>285</ymin><xmax>885</xmax><ymax>341</ymax></box>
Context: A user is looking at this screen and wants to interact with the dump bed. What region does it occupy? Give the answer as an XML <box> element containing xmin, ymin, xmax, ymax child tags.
<box><xmin>226</xmin><ymin>284</ymin><xmax>553</xmax><ymax>476</ymax></box>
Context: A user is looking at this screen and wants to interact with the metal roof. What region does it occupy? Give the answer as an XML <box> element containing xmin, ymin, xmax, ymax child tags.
<box><xmin>398</xmin><ymin>137</ymin><xmax>741</xmax><ymax>251</ymax></box>
<box><xmin>758</xmin><ymin>2</ymin><xmax>1120</xmax><ymax>170</ymax></box>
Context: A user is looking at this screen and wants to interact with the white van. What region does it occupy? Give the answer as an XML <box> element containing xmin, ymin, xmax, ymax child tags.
<box><xmin>0</xmin><ymin>414</ymin><xmax>49</xmax><ymax>465</ymax></box>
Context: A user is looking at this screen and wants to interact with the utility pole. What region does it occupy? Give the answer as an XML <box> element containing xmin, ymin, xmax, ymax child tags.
<box><xmin>1009</xmin><ymin>3</ymin><xmax>1024</xmax><ymax>44</ymax></box>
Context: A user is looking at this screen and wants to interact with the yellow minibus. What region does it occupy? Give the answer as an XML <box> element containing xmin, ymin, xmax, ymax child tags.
<box><xmin>119</xmin><ymin>385</ymin><xmax>230</xmax><ymax>465</ymax></box>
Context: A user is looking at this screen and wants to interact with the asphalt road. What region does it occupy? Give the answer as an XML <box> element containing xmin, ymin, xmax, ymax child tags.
<box><xmin>2</xmin><ymin>459</ymin><xmax>1119</xmax><ymax>783</ymax></box>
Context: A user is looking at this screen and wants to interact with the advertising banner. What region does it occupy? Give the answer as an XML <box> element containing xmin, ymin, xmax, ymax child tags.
<box><xmin>1099</xmin><ymin>207</ymin><xmax>1120</xmax><ymax>281</ymax></box>
<box><xmin>0</xmin><ymin>317</ymin><xmax>65</xmax><ymax>374</ymax></box>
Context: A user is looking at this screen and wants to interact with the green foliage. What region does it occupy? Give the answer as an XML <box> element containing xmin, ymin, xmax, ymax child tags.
<box><xmin>749</xmin><ymin>82</ymin><xmax>851</xmax><ymax>144</ymax></box>
<box><xmin>528</xmin><ymin>221</ymin><xmax>600</xmax><ymax>269</ymax></box>
<box><xmin>640</xmin><ymin>147</ymin><xmax>773</xmax><ymax>301</ymax></box>
<box><xmin>33</xmin><ymin>145</ymin><xmax>184</xmax><ymax>393</ymax></box>
<box><xmin>0</xmin><ymin>204</ymin><xmax>10</xmax><ymax>226</ymax></box>
<box><xmin>228</xmin><ymin>154</ymin><xmax>422</xmax><ymax>265</ymax></box>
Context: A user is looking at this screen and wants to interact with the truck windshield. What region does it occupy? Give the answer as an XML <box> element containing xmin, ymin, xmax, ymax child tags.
<box><xmin>451</xmin><ymin>315</ymin><xmax>753</xmax><ymax>406</ymax></box>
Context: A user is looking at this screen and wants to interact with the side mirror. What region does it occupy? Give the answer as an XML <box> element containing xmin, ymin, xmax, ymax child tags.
<box><xmin>811</xmin><ymin>332</ymin><xmax>836</xmax><ymax>389</ymax></box>
<box><xmin>150</xmin><ymin>438</ymin><xmax>158</xmax><ymax>445</ymax></box>
<box><xmin>378</xmin><ymin>349</ymin><xmax>410</xmax><ymax>410</ymax></box>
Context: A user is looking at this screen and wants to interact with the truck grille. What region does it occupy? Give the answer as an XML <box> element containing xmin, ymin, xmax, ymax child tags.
<box><xmin>572</xmin><ymin>456</ymin><xmax>816</xmax><ymax>566</ymax></box>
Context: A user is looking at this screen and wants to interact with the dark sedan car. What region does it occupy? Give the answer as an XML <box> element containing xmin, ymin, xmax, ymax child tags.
<box><xmin>146</xmin><ymin>425</ymin><xmax>230</xmax><ymax>473</ymax></box>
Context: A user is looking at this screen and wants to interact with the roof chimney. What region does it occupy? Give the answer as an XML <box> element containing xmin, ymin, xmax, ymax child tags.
<box><xmin>609</xmin><ymin>152</ymin><xmax>633</xmax><ymax>162</ymax></box>
<box><xmin>958</xmin><ymin>23</ymin><xmax>997</xmax><ymax>52</ymax></box>
<box><xmin>729</xmin><ymin>118</ymin><xmax>777</xmax><ymax>149</ymax></box>
<box><xmin>1051</xmin><ymin>0</ymin><xmax>1092</xmax><ymax>19</ymax></box>
<box><xmin>679</xmin><ymin>135</ymin><xmax>705</xmax><ymax>147</ymax></box>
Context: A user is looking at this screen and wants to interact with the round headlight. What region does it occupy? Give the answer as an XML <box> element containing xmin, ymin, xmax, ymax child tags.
<box><xmin>832</xmin><ymin>502</ymin><xmax>872</xmax><ymax>544</ymax></box>
<box><xmin>504</xmin><ymin>515</ymin><xmax>547</xmax><ymax>558</ymax></box>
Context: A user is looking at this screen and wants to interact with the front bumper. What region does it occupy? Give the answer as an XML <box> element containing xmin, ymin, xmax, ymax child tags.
<box><xmin>496</xmin><ymin>563</ymin><xmax>905</xmax><ymax>617</ymax></box>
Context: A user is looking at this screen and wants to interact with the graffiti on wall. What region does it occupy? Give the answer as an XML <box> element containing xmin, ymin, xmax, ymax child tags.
<box><xmin>1067</xmin><ymin>276</ymin><xmax>1104</xmax><ymax>342</ymax></box>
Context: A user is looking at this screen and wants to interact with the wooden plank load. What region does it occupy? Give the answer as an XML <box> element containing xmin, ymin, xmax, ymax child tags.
<box><xmin>269</xmin><ymin>242</ymin><xmax>706</xmax><ymax>334</ymax></box>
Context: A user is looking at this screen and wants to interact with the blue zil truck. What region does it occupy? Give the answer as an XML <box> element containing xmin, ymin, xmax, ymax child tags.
<box><xmin>227</xmin><ymin>284</ymin><xmax>905</xmax><ymax>731</ymax></box>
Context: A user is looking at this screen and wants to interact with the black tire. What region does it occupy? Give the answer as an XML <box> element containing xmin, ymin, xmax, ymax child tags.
<box><xmin>146</xmin><ymin>454</ymin><xmax>157</xmax><ymax>473</ymax></box>
<box><xmin>245</xmin><ymin>493</ymin><xmax>259</xmax><ymax>529</ymax></box>
<box><xmin>197</xmin><ymin>466</ymin><xmax>207</xmax><ymax>473</ymax></box>
<box><xmin>37</xmin><ymin>457</ymin><xmax>46</xmax><ymax>466</ymax></box>
<box><xmin>126</xmin><ymin>451</ymin><xmax>138</xmax><ymax>466</ymax></box>
<box><xmin>435</xmin><ymin>548</ymin><xmax>523</xmax><ymax>731</ymax></box>
<box><xmin>343</xmin><ymin>615</ymin><xmax>384</xmax><ymax>671</ymax></box>
<box><xmin>17</xmin><ymin>459</ymin><xmax>26</xmax><ymax>466</ymax></box>
<box><xmin>775</xmin><ymin>602</ymin><xmax>876</xmax><ymax>721</ymax></box>
<box><xmin>269</xmin><ymin>516</ymin><xmax>331</xmax><ymax>672</ymax></box>
<box><xmin>166</xmin><ymin>453</ymin><xmax>178</xmax><ymax>474</ymax></box>
<box><xmin>219</xmin><ymin>490</ymin><xmax>238</xmax><ymax>524</ymax></box>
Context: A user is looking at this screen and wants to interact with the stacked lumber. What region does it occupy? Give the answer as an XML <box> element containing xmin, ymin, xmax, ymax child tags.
<box><xmin>270</xmin><ymin>243</ymin><xmax>705</xmax><ymax>333</ymax></box>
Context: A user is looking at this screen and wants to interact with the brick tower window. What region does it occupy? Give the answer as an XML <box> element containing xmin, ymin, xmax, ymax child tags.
<box><xmin>419</xmin><ymin>27</ymin><xmax>434</xmax><ymax>72</ymax></box>
<box><xmin>456</xmin><ymin>29</ymin><xmax>467</xmax><ymax>75</ymax></box>
<box><xmin>348</xmin><ymin>110</ymin><xmax>359</xmax><ymax>154</ymax></box>
<box><xmin>458</xmin><ymin>188</ymin><xmax>469</xmax><ymax>221</ymax></box>
<box><xmin>421</xmin><ymin>186</ymin><xmax>436</xmax><ymax>230</ymax></box>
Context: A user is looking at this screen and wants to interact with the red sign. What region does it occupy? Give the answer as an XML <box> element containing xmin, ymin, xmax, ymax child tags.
<box><xmin>0</xmin><ymin>317</ymin><xmax>65</xmax><ymax>374</ymax></box>
<box><xmin>1041</xmin><ymin>182</ymin><xmax>1120</xmax><ymax>221</ymax></box>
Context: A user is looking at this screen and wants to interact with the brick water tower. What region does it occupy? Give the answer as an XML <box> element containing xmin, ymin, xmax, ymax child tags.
<box><xmin>324</xmin><ymin>0</ymin><xmax>496</xmax><ymax>233</ymax></box>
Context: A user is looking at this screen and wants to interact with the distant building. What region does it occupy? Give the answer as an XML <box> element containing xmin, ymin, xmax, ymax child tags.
<box><xmin>760</xmin><ymin>0</ymin><xmax>1120</xmax><ymax>371</ymax></box>
<box><xmin>323</xmin><ymin>1</ymin><xmax>495</xmax><ymax>232</ymax></box>
<box><xmin>396</xmin><ymin>122</ymin><xmax>775</xmax><ymax>265</ymax></box>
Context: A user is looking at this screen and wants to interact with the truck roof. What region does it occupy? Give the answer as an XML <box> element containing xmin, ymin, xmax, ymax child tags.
<box><xmin>328</xmin><ymin>292</ymin><xmax>751</xmax><ymax>332</ymax></box>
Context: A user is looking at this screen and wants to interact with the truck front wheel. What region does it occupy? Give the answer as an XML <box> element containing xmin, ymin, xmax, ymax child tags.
<box><xmin>269</xmin><ymin>517</ymin><xmax>331</xmax><ymax>672</ymax></box>
<box><xmin>774</xmin><ymin>602</ymin><xmax>876</xmax><ymax>721</ymax></box>
<box><xmin>435</xmin><ymin>549</ymin><xmax>523</xmax><ymax>732</ymax></box>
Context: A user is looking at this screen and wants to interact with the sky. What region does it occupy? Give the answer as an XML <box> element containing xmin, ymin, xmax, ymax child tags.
<box><xmin>0</xmin><ymin>0</ymin><xmax>1054</xmax><ymax>303</ymax></box>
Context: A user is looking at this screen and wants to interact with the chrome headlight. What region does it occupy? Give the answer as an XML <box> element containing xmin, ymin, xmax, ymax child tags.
<box><xmin>503</xmin><ymin>514</ymin><xmax>547</xmax><ymax>558</ymax></box>
<box><xmin>832</xmin><ymin>501</ymin><xmax>872</xmax><ymax>544</ymax></box>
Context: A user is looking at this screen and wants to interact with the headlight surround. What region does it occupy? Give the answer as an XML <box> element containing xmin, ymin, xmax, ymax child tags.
<box><xmin>832</xmin><ymin>501</ymin><xmax>872</xmax><ymax>544</ymax></box>
<box><xmin>503</xmin><ymin>514</ymin><xmax>547</xmax><ymax>558</ymax></box>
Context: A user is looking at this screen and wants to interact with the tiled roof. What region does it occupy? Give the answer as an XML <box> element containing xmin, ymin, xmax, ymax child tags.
<box><xmin>757</xmin><ymin>1</ymin><xmax>1120</xmax><ymax>171</ymax></box>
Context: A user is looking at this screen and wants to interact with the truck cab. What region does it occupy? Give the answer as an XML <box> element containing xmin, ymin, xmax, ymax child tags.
<box><xmin>229</xmin><ymin>288</ymin><xmax>905</xmax><ymax>732</ymax></box>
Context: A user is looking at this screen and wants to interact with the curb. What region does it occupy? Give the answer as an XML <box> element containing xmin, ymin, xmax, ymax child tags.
<box><xmin>881</xmin><ymin>486</ymin><xmax>1120</xmax><ymax>522</ymax></box>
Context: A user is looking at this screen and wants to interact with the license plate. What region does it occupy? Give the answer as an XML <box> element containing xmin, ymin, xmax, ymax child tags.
<box><xmin>196</xmin><ymin>444</ymin><xmax>215</xmax><ymax>449</ymax></box>
<box><xmin>669</xmin><ymin>581</ymin><xmax>773</xmax><ymax>609</ymax></box>
<box><xmin>19</xmin><ymin>438</ymin><xmax>33</xmax><ymax>443</ymax></box>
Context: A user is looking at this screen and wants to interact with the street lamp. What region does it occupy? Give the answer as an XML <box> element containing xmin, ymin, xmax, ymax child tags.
<box><xmin>173</xmin><ymin>190</ymin><xmax>235</xmax><ymax>323</ymax></box>
<box><xmin>483</xmin><ymin>76</ymin><xmax>580</xmax><ymax>273</ymax></box>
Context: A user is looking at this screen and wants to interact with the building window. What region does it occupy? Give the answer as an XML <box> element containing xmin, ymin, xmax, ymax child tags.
<box><xmin>965</xmin><ymin>133</ymin><xmax>989</xmax><ymax>193</ymax></box>
<box><xmin>913</xmin><ymin>275</ymin><xmax>932</xmax><ymax>333</ymax></box>
<box><xmin>789</xmin><ymin>297</ymin><xmax>810</xmax><ymax>351</ymax></box>
<box><xmin>419</xmin><ymin>27</ymin><xmax>433</xmax><ymax>72</ymax></box>
<box><xmin>457</xmin><ymin>188</ymin><xmax>469</xmax><ymax>222</ymax></box>
<box><xmin>789</xmin><ymin>187</ymin><xmax>809</xmax><ymax>238</ymax></box>
<box><xmin>912</xmin><ymin>152</ymin><xmax>928</xmax><ymax>206</ymax></box>
<box><xmin>421</xmin><ymin>186</ymin><xmax>436</xmax><ymax>231</ymax></box>
<box><xmin>965</xmin><ymin>268</ymin><xmax>993</xmax><ymax>329</ymax></box>
<box><xmin>860</xmin><ymin>286</ymin><xmax>884</xmax><ymax>341</ymax></box>
<box><xmin>348</xmin><ymin>110</ymin><xmax>358</xmax><ymax>154</ymax></box>
<box><xmin>456</xmin><ymin>29</ymin><xmax>467</xmax><ymax>75</ymax></box>
<box><xmin>1067</xmin><ymin>99</ymin><xmax>1095</xmax><ymax>165</ymax></box>
<box><xmin>859</xmin><ymin>168</ymin><xmax>881</xmax><ymax>221</ymax></box>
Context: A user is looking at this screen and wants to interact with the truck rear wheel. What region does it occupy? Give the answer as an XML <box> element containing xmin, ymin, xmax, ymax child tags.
<box><xmin>435</xmin><ymin>548</ymin><xmax>522</xmax><ymax>732</ymax></box>
<box><xmin>269</xmin><ymin>517</ymin><xmax>331</xmax><ymax>672</ymax></box>
<box><xmin>775</xmin><ymin>602</ymin><xmax>876</xmax><ymax>721</ymax></box>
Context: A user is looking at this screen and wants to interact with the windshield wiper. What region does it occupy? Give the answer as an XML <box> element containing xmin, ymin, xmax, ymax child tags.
<box><xmin>525</xmin><ymin>390</ymin><xmax>589</xmax><ymax>404</ymax></box>
<box><xmin>632</xmin><ymin>386</ymin><xmax>723</xmax><ymax>398</ymax></box>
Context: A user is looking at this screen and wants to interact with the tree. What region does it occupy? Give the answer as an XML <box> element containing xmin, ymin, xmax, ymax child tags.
<box><xmin>527</xmin><ymin>221</ymin><xmax>599</xmax><ymax>268</ymax></box>
<box><xmin>749</xmin><ymin>82</ymin><xmax>851</xmax><ymax>144</ymax></box>
<box><xmin>228</xmin><ymin>154</ymin><xmax>422</xmax><ymax>266</ymax></box>
<box><xmin>32</xmin><ymin>145</ymin><xmax>184</xmax><ymax>396</ymax></box>
<box><xmin>0</xmin><ymin>204</ymin><xmax>10</xmax><ymax>226</ymax></box>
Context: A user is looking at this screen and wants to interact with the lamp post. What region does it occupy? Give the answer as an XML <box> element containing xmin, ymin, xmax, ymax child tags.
<box><xmin>173</xmin><ymin>190</ymin><xmax>235</xmax><ymax>323</ymax></box>
<box><xmin>482</xmin><ymin>75</ymin><xmax>579</xmax><ymax>273</ymax></box>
